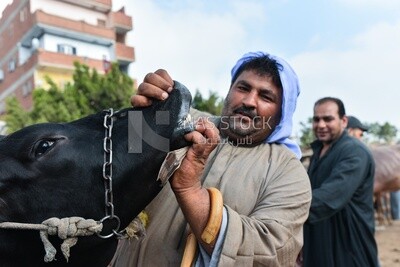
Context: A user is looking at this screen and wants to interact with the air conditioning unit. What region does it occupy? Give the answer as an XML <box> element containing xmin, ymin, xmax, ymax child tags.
<box><xmin>0</xmin><ymin>70</ymin><xmax>4</xmax><ymax>82</ymax></box>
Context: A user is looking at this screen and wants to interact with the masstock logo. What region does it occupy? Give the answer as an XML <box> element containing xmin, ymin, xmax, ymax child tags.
<box><xmin>128</xmin><ymin>110</ymin><xmax>171</xmax><ymax>153</ymax></box>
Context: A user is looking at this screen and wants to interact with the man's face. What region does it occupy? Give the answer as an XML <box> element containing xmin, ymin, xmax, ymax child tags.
<box><xmin>312</xmin><ymin>101</ymin><xmax>347</xmax><ymax>144</ymax></box>
<box><xmin>220</xmin><ymin>70</ymin><xmax>282</xmax><ymax>146</ymax></box>
<box><xmin>348</xmin><ymin>128</ymin><xmax>364</xmax><ymax>140</ymax></box>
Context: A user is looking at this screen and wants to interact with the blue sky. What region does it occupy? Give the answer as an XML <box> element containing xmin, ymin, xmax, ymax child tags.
<box><xmin>2</xmin><ymin>0</ymin><xmax>400</xmax><ymax>137</ymax></box>
<box><xmin>116</xmin><ymin>0</ymin><xmax>400</xmax><ymax>137</ymax></box>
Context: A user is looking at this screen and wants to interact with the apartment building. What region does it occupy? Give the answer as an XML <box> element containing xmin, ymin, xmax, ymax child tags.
<box><xmin>0</xmin><ymin>0</ymin><xmax>134</xmax><ymax>112</ymax></box>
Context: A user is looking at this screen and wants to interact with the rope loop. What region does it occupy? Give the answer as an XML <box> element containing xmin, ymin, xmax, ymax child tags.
<box><xmin>0</xmin><ymin>217</ymin><xmax>103</xmax><ymax>262</ymax></box>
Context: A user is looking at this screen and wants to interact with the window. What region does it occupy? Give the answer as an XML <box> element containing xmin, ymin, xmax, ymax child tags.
<box><xmin>97</xmin><ymin>19</ymin><xmax>106</xmax><ymax>27</ymax></box>
<box><xmin>8</xmin><ymin>59</ymin><xmax>16</xmax><ymax>72</ymax></box>
<box><xmin>0</xmin><ymin>102</ymin><xmax>5</xmax><ymax>114</ymax></box>
<box><xmin>57</xmin><ymin>44</ymin><xmax>77</xmax><ymax>55</ymax></box>
<box><xmin>8</xmin><ymin>24</ymin><xmax>13</xmax><ymax>38</ymax></box>
<box><xmin>20</xmin><ymin>8</ymin><xmax>27</xmax><ymax>22</ymax></box>
<box><xmin>22</xmin><ymin>84</ymin><xmax>28</xmax><ymax>97</ymax></box>
<box><xmin>22</xmin><ymin>81</ymin><xmax>32</xmax><ymax>97</ymax></box>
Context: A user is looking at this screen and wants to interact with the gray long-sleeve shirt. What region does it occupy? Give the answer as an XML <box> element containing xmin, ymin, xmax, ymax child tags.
<box><xmin>111</xmin><ymin>139</ymin><xmax>311</xmax><ymax>266</ymax></box>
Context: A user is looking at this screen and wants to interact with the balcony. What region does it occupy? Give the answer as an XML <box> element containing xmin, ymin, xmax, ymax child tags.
<box><xmin>111</xmin><ymin>10</ymin><xmax>133</xmax><ymax>33</ymax></box>
<box><xmin>115</xmin><ymin>43</ymin><xmax>135</xmax><ymax>64</ymax></box>
<box><xmin>37</xmin><ymin>50</ymin><xmax>106</xmax><ymax>73</ymax></box>
<box><xmin>34</xmin><ymin>10</ymin><xmax>115</xmax><ymax>42</ymax></box>
<box><xmin>58</xmin><ymin>0</ymin><xmax>112</xmax><ymax>12</ymax></box>
<box><xmin>90</xmin><ymin>0</ymin><xmax>112</xmax><ymax>6</ymax></box>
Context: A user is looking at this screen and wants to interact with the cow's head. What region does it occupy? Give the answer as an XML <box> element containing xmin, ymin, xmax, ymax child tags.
<box><xmin>0</xmin><ymin>81</ymin><xmax>193</xmax><ymax>266</ymax></box>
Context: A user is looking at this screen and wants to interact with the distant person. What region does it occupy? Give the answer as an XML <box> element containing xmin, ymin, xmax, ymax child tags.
<box><xmin>346</xmin><ymin>115</ymin><xmax>368</xmax><ymax>139</ymax></box>
<box><xmin>303</xmin><ymin>97</ymin><xmax>379</xmax><ymax>266</ymax></box>
<box><xmin>391</xmin><ymin>191</ymin><xmax>400</xmax><ymax>220</ymax></box>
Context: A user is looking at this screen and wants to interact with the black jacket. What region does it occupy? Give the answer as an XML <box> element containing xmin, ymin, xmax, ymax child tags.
<box><xmin>303</xmin><ymin>131</ymin><xmax>378</xmax><ymax>267</ymax></box>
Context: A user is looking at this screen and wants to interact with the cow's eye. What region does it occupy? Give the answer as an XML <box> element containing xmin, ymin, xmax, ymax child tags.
<box><xmin>33</xmin><ymin>139</ymin><xmax>56</xmax><ymax>157</ymax></box>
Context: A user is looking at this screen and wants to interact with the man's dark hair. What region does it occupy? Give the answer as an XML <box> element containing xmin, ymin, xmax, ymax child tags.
<box><xmin>314</xmin><ymin>97</ymin><xmax>346</xmax><ymax>118</ymax></box>
<box><xmin>231</xmin><ymin>55</ymin><xmax>283</xmax><ymax>90</ymax></box>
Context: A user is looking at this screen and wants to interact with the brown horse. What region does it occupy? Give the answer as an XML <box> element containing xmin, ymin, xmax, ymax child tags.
<box><xmin>370</xmin><ymin>145</ymin><xmax>400</xmax><ymax>225</ymax></box>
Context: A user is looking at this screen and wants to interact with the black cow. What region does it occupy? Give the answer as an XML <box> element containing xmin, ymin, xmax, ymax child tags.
<box><xmin>0</xmin><ymin>82</ymin><xmax>193</xmax><ymax>266</ymax></box>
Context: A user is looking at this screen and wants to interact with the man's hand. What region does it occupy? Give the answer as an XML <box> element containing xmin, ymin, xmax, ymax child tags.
<box><xmin>170</xmin><ymin>117</ymin><xmax>220</xmax><ymax>192</ymax></box>
<box><xmin>131</xmin><ymin>69</ymin><xmax>174</xmax><ymax>107</ymax></box>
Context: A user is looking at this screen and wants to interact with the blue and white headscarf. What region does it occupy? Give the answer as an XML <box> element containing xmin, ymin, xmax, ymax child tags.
<box><xmin>231</xmin><ymin>51</ymin><xmax>302</xmax><ymax>159</ymax></box>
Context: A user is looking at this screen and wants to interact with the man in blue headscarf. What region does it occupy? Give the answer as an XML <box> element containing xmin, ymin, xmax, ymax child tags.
<box><xmin>111</xmin><ymin>52</ymin><xmax>311</xmax><ymax>266</ymax></box>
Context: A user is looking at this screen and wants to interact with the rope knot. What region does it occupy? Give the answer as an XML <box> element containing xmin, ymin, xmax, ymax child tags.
<box><xmin>43</xmin><ymin>217</ymin><xmax>102</xmax><ymax>239</ymax></box>
<box><xmin>40</xmin><ymin>217</ymin><xmax>103</xmax><ymax>262</ymax></box>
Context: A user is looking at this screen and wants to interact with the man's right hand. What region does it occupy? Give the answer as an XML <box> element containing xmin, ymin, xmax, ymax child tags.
<box><xmin>131</xmin><ymin>69</ymin><xmax>174</xmax><ymax>107</ymax></box>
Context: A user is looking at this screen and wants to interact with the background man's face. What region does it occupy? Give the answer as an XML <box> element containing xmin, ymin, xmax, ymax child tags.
<box><xmin>348</xmin><ymin>128</ymin><xmax>364</xmax><ymax>140</ymax></box>
<box><xmin>312</xmin><ymin>101</ymin><xmax>346</xmax><ymax>144</ymax></box>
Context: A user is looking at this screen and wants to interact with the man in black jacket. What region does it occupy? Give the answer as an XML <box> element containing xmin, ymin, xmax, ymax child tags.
<box><xmin>303</xmin><ymin>97</ymin><xmax>379</xmax><ymax>267</ymax></box>
<box><xmin>346</xmin><ymin>115</ymin><xmax>369</xmax><ymax>140</ymax></box>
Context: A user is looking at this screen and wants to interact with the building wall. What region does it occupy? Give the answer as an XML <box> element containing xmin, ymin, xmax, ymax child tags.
<box><xmin>35</xmin><ymin>68</ymin><xmax>73</xmax><ymax>89</ymax></box>
<box><xmin>0</xmin><ymin>0</ymin><xmax>32</xmax><ymax>60</ymax></box>
<box><xmin>30</xmin><ymin>0</ymin><xmax>109</xmax><ymax>26</ymax></box>
<box><xmin>42</xmin><ymin>34</ymin><xmax>112</xmax><ymax>60</ymax></box>
<box><xmin>0</xmin><ymin>0</ymin><xmax>33</xmax><ymax>112</ymax></box>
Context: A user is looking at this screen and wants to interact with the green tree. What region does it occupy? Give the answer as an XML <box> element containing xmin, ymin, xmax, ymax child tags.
<box><xmin>299</xmin><ymin>117</ymin><xmax>315</xmax><ymax>150</ymax></box>
<box><xmin>366</xmin><ymin>122</ymin><xmax>398</xmax><ymax>144</ymax></box>
<box><xmin>5</xmin><ymin>61</ymin><xmax>134</xmax><ymax>133</ymax></box>
<box><xmin>192</xmin><ymin>89</ymin><xmax>224</xmax><ymax>115</ymax></box>
<box><xmin>365</xmin><ymin>122</ymin><xmax>381</xmax><ymax>143</ymax></box>
<box><xmin>4</xmin><ymin>97</ymin><xmax>32</xmax><ymax>131</ymax></box>
<box><xmin>377</xmin><ymin>122</ymin><xmax>397</xmax><ymax>144</ymax></box>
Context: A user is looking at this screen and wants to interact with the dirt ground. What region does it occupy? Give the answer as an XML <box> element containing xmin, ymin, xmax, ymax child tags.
<box><xmin>375</xmin><ymin>220</ymin><xmax>400</xmax><ymax>267</ymax></box>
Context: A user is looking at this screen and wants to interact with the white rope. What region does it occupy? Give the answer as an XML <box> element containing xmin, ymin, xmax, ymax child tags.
<box><xmin>0</xmin><ymin>217</ymin><xmax>103</xmax><ymax>262</ymax></box>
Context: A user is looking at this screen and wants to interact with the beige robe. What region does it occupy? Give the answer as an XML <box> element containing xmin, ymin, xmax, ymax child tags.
<box><xmin>110</xmin><ymin>139</ymin><xmax>311</xmax><ymax>267</ymax></box>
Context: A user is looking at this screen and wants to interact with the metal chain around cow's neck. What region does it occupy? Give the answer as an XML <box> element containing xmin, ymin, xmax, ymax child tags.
<box><xmin>97</xmin><ymin>108</ymin><xmax>123</xmax><ymax>239</ymax></box>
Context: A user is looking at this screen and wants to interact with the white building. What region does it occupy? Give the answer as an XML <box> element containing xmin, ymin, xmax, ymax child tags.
<box><xmin>0</xmin><ymin>0</ymin><xmax>134</xmax><ymax>112</ymax></box>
